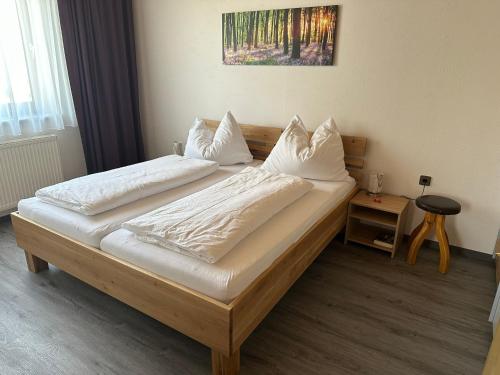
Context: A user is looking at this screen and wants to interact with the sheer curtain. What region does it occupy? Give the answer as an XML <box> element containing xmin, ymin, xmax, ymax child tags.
<box><xmin>0</xmin><ymin>0</ymin><xmax>76</xmax><ymax>140</ymax></box>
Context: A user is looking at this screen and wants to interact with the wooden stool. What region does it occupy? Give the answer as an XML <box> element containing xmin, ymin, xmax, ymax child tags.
<box><xmin>407</xmin><ymin>195</ymin><xmax>461</xmax><ymax>273</ymax></box>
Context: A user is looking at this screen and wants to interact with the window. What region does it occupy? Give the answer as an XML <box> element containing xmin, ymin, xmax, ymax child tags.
<box><xmin>0</xmin><ymin>0</ymin><xmax>76</xmax><ymax>140</ymax></box>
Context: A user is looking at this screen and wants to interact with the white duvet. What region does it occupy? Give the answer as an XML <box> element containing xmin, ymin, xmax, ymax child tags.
<box><xmin>122</xmin><ymin>167</ymin><xmax>313</xmax><ymax>263</ymax></box>
<box><xmin>36</xmin><ymin>155</ymin><xmax>219</xmax><ymax>215</ymax></box>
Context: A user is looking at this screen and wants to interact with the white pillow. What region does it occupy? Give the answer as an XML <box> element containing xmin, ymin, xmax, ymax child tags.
<box><xmin>262</xmin><ymin>115</ymin><xmax>350</xmax><ymax>181</ymax></box>
<box><xmin>184</xmin><ymin>111</ymin><xmax>253</xmax><ymax>165</ymax></box>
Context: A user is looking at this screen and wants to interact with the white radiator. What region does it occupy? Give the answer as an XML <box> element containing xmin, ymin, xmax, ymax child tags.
<box><xmin>0</xmin><ymin>135</ymin><xmax>63</xmax><ymax>213</ymax></box>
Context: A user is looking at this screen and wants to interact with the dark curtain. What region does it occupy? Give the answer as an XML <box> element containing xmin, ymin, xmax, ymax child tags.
<box><xmin>57</xmin><ymin>0</ymin><xmax>144</xmax><ymax>173</ymax></box>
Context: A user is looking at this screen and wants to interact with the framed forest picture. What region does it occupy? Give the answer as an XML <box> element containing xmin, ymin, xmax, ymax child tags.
<box><xmin>222</xmin><ymin>6</ymin><xmax>338</xmax><ymax>66</ymax></box>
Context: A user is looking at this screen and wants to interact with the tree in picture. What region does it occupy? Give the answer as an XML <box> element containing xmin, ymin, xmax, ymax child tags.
<box><xmin>222</xmin><ymin>6</ymin><xmax>338</xmax><ymax>66</ymax></box>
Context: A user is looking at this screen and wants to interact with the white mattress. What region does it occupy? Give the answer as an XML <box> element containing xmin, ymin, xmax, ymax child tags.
<box><xmin>100</xmin><ymin>177</ymin><xmax>356</xmax><ymax>302</ymax></box>
<box><xmin>18</xmin><ymin>162</ymin><xmax>261</xmax><ymax>248</ymax></box>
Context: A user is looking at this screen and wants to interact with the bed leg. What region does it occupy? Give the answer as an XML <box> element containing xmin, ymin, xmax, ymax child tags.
<box><xmin>211</xmin><ymin>349</ymin><xmax>240</xmax><ymax>375</ymax></box>
<box><xmin>24</xmin><ymin>251</ymin><xmax>49</xmax><ymax>273</ymax></box>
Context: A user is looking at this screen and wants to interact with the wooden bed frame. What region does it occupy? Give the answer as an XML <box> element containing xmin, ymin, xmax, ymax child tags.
<box><xmin>11</xmin><ymin>121</ymin><xmax>367</xmax><ymax>374</ymax></box>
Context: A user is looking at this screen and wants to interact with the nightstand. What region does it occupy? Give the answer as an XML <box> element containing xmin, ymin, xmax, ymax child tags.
<box><xmin>344</xmin><ymin>191</ymin><xmax>409</xmax><ymax>257</ymax></box>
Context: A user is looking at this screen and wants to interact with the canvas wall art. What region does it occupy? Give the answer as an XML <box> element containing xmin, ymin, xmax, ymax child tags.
<box><xmin>222</xmin><ymin>6</ymin><xmax>338</xmax><ymax>66</ymax></box>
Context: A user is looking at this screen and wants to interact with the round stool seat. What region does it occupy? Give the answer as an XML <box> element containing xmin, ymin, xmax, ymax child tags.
<box><xmin>416</xmin><ymin>195</ymin><xmax>461</xmax><ymax>215</ymax></box>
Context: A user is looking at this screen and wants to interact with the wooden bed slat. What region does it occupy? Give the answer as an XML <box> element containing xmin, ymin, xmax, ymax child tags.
<box><xmin>342</xmin><ymin>136</ymin><xmax>367</xmax><ymax>157</ymax></box>
<box><xmin>344</xmin><ymin>156</ymin><xmax>364</xmax><ymax>169</ymax></box>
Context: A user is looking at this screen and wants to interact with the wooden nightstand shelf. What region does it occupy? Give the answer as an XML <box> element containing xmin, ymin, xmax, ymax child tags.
<box><xmin>345</xmin><ymin>191</ymin><xmax>409</xmax><ymax>257</ymax></box>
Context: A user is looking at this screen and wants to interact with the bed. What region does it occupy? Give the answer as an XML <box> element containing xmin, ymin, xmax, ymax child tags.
<box><xmin>11</xmin><ymin>121</ymin><xmax>367</xmax><ymax>374</ymax></box>
<box><xmin>101</xmin><ymin>177</ymin><xmax>355</xmax><ymax>302</ymax></box>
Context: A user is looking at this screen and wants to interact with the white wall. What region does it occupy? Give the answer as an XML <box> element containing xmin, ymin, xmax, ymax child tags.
<box><xmin>133</xmin><ymin>0</ymin><xmax>500</xmax><ymax>253</ymax></box>
<box><xmin>57</xmin><ymin>127</ymin><xmax>87</xmax><ymax>180</ymax></box>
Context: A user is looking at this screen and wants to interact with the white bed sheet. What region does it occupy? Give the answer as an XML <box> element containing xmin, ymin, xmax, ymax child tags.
<box><xmin>100</xmin><ymin>177</ymin><xmax>356</xmax><ymax>302</ymax></box>
<box><xmin>18</xmin><ymin>162</ymin><xmax>261</xmax><ymax>248</ymax></box>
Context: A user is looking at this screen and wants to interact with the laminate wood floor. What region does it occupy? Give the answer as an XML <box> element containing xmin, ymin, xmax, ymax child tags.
<box><xmin>0</xmin><ymin>216</ymin><xmax>495</xmax><ymax>375</ymax></box>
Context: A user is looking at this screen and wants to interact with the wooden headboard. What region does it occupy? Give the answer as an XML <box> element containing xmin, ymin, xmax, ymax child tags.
<box><xmin>204</xmin><ymin>120</ymin><xmax>367</xmax><ymax>182</ymax></box>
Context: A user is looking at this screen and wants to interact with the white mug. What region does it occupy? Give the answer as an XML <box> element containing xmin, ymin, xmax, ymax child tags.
<box><xmin>172</xmin><ymin>141</ymin><xmax>183</xmax><ymax>156</ymax></box>
<box><xmin>368</xmin><ymin>171</ymin><xmax>384</xmax><ymax>195</ymax></box>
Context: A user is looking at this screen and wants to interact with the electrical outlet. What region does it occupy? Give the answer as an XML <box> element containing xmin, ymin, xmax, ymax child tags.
<box><xmin>419</xmin><ymin>175</ymin><xmax>432</xmax><ymax>186</ymax></box>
